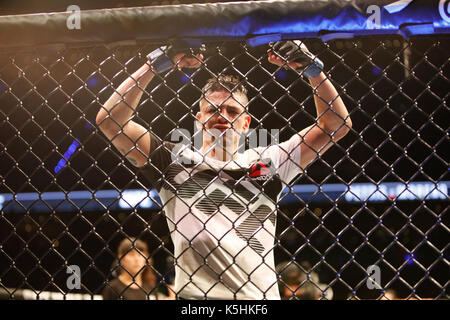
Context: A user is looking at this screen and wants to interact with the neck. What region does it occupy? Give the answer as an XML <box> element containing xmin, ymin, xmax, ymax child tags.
<box><xmin>201</xmin><ymin>136</ymin><xmax>240</xmax><ymax>162</ymax></box>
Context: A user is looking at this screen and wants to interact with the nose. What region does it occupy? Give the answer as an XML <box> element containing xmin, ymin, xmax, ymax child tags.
<box><xmin>217</xmin><ymin>107</ymin><xmax>232</xmax><ymax>123</ymax></box>
<box><xmin>217</xmin><ymin>113</ymin><xmax>228</xmax><ymax>123</ymax></box>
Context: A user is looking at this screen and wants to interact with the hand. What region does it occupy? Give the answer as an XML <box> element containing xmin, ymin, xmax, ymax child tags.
<box><xmin>147</xmin><ymin>40</ymin><xmax>205</xmax><ymax>74</ymax></box>
<box><xmin>172</xmin><ymin>52</ymin><xmax>204</xmax><ymax>69</ymax></box>
<box><xmin>267</xmin><ymin>40</ymin><xmax>324</xmax><ymax>78</ymax></box>
<box><xmin>267</xmin><ymin>48</ymin><xmax>302</xmax><ymax>70</ymax></box>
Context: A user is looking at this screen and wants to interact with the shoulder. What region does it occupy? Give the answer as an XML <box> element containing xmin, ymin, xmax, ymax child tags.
<box><xmin>105</xmin><ymin>278</ymin><xmax>124</xmax><ymax>289</ymax></box>
<box><xmin>243</xmin><ymin>145</ymin><xmax>277</xmax><ymax>161</ymax></box>
<box><xmin>153</xmin><ymin>139</ymin><xmax>191</xmax><ymax>158</ymax></box>
<box><xmin>102</xmin><ymin>279</ymin><xmax>123</xmax><ymax>299</ymax></box>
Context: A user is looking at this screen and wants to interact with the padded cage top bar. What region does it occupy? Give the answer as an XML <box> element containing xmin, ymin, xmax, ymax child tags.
<box><xmin>0</xmin><ymin>0</ymin><xmax>449</xmax><ymax>49</ymax></box>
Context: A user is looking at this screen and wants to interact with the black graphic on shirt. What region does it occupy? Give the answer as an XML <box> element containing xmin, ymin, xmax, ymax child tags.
<box><xmin>162</xmin><ymin>164</ymin><xmax>279</xmax><ymax>255</ymax></box>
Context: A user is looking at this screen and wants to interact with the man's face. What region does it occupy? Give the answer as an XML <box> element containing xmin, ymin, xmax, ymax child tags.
<box><xmin>119</xmin><ymin>249</ymin><xmax>147</xmax><ymax>276</ymax></box>
<box><xmin>196</xmin><ymin>90</ymin><xmax>251</xmax><ymax>137</ymax></box>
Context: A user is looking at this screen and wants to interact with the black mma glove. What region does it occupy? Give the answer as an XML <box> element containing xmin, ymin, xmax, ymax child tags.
<box><xmin>270</xmin><ymin>40</ymin><xmax>324</xmax><ymax>79</ymax></box>
<box><xmin>147</xmin><ymin>39</ymin><xmax>205</xmax><ymax>74</ymax></box>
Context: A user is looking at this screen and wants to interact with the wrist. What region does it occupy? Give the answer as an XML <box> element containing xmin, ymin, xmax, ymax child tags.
<box><xmin>131</xmin><ymin>63</ymin><xmax>155</xmax><ymax>87</ymax></box>
<box><xmin>301</xmin><ymin>58</ymin><xmax>324</xmax><ymax>79</ymax></box>
<box><xmin>147</xmin><ymin>47</ymin><xmax>174</xmax><ymax>74</ymax></box>
<box><xmin>308</xmin><ymin>71</ymin><xmax>327</xmax><ymax>86</ymax></box>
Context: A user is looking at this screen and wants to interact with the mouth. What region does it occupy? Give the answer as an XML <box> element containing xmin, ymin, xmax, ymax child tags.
<box><xmin>213</xmin><ymin>125</ymin><xmax>230</xmax><ymax>130</ymax></box>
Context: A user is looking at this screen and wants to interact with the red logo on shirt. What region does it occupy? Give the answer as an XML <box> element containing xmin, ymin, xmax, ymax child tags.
<box><xmin>249</xmin><ymin>161</ymin><xmax>271</xmax><ymax>177</ymax></box>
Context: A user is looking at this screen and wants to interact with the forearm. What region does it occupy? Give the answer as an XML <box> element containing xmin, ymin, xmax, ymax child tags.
<box><xmin>309</xmin><ymin>72</ymin><xmax>352</xmax><ymax>138</ymax></box>
<box><xmin>96</xmin><ymin>62</ymin><xmax>155</xmax><ymax>131</ymax></box>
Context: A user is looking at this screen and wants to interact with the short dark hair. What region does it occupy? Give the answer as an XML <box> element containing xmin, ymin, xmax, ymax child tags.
<box><xmin>201</xmin><ymin>74</ymin><xmax>248</xmax><ymax>102</ymax></box>
<box><xmin>277</xmin><ymin>261</ymin><xmax>306</xmax><ymax>286</ymax></box>
<box><xmin>113</xmin><ymin>237</ymin><xmax>156</xmax><ymax>282</ymax></box>
<box><xmin>117</xmin><ymin>237</ymin><xmax>149</xmax><ymax>258</ymax></box>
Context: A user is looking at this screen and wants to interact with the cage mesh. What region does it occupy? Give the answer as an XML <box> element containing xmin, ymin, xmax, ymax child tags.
<box><xmin>0</xmin><ymin>35</ymin><xmax>448</xmax><ymax>300</ymax></box>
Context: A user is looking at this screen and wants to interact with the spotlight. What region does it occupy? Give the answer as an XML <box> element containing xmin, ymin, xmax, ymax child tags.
<box><xmin>372</xmin><ymin>66</ymin><xmax>382</xmax><ymax>76</ymax></box>
<box><xmin>276</xmin><ymin>69</ymin><xmax>288</xmax><ymax>80</ymax></box>
<box><xmin>404</xmin><ymin>253</ymin><xmax>415</xmax><ymax>265</ymax></box>
<box><xmin>180</xmin><ymin>73</ymin><xmax>190</xmax><ymax>84</ymax></box>
<box><xmin>85</xmin><ymin>120</ymin><xmax>95</xmax><ymax>131</ymax></box>
<box><xmin>87</xmin><ymin>76</ymin><xmax>99</xmax><ymax>88</ymax></box>
<box><xmin>54</xmin><ymin>138</ymin><xmax>80</xmax><ymax>173</ymax></box>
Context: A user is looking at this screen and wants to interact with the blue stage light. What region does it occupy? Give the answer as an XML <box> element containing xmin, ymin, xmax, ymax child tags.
<box><xmin>54</xmin><ymin>138</ymin><xmax>80</xmax><ymax>173</ymax></box>
<box><xmin>276</xmin><ymin>69</ymin><xmax>288</xmax><ymax>80</ymax></box>
<box><xmin>87</xmin><ymin>76</ymin><xmax>99</xmax><ymax>88</ymax></box>
<box><xmin>85</xmin><ymin>120</ymin><xmax>95</xmax><ymax>131</ymax></box>
<box><xmin>372</xmin><ymin>66</ymin><xmax>382</xmax><ymax>76</ymax></box>
<box><xmin>180</xmin><ymin>73</ymin><xmax>190</xmax><ymax>84</ymax></box>
<box><xmin>404</xmin><ymin>253</ymin><xmax>415</xmax><ymax>265</ymax></box>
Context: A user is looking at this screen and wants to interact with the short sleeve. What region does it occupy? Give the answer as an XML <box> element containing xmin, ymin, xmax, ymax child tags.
<box><xmin>139</xmin><ymin>132</ymin><xmax>177</xmax><ymax>191</ymax></box>
<box><xmin>253</xmin><ymin>133</ymin><xmax>302</xmax><ymax>185</ymax></box>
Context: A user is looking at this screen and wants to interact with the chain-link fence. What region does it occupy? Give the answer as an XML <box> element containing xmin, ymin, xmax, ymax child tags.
<box><xmin>0</xmin><ymin>28</ymin><xmax>448</xmax><ymax>300</ymax></box>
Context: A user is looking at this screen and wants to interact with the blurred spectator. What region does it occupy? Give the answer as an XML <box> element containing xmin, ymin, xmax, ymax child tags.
<box><xmin>142</xmin><ymin>264</ymin><xmax>176</xmax><ymax>300</ymax></box>
<box><xmin>102</xmin><ymin>237</ymin><xmax>172</xmax><ymax>300</ymax></box>
<box><xmin>381</xmin><ymin>289</ymin><xmax>399</xmax><ymax>300</ymax></box>
<box><xmin>276</xmin><ymin>260</ymin><xmax>333</xmax><ymax>300</ymax></box>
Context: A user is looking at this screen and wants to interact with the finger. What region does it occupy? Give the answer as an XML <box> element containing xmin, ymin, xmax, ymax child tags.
<box><xmin>174</xmin><ymin>53</ymin><xmax>187</xmax><ymax>65</ymax></box>
<box><xmin>191</xmin><ymin>60</ymin><xmax>201</xmax><ymax>67</ymax></box>
<box><xmin>192</xmin><ymin>55</ymin><xmax>204</xmax><ymax>64</ymax></box>
<box><xmin>269</xmin><ymin>55</ymin><xmax>278</xmax><ymax>63</ymax></box>
<box><xmin>187</xmin><ymin>54</ymin><xmax>203</xmax><ymax>66</ymax></box>
<box><xmin>184</xmin><ymin>56</ymin><xmax>203</xmax><ymax>68</ymax></box>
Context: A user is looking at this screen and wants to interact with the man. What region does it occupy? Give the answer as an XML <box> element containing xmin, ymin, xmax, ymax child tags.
<box><xmin>102</xmin><ymin>238</ymin><xmax>153</xmax><ymax>300</ymax></box>
<box><xmin>102</xmin><ymin>237</ymin><xmax>175</xmax><ymax>300</ymax></box>
<box><xmin>276</xmin><ymin>260</ymin><xmax>333</xmax><ymax>300</ymax></box>
<box><xmin>96</xmin><ymin>40</ymin><xmax>352</xmax><ymax>299</ymax></box>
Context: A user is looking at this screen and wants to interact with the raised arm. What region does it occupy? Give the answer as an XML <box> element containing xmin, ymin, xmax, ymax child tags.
<box><xmin>96</xmin><ymin>49</ymin><xmax>203</xmax><ymax>168</ymax></box>
<box><xmin>268</xmin><ymin>40</ymin><xmax>352</xmax><ymax>170</ymax></box>
<box><xmin>298</xmin><ymin>72</ymin><xmax>352</xmax><ymax>169</ymax></box>
<box><xmin>96</xmin><ymin>63</ymin><xmax>155</xmax><ymax>167</ymax></box>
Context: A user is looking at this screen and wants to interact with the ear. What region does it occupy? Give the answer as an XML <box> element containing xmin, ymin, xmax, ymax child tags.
<box><xmin>242</xmin><ymin>114</ymin><xmax>251</xmax><ymax>133</ymax></box>
<box><xmin>195</xmin><ymin>111</ymin><xmax>203</xmax><ymax>131</ymax></box>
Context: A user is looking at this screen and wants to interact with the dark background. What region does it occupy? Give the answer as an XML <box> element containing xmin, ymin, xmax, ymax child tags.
<box><xmin>1</xmin><ymin>38</ymin><xmax>448</xmax><ymax>192</ymax></box>
<box><xmin>0</xmin><ymin>0</ymin><xmax>448</xmax><ymax>300</ymax></box>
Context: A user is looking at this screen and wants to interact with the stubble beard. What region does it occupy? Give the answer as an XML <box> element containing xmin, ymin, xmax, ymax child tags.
<box><xmin>205</xmin><ymin>127</ymin><xmax>239</xmax><ymax>162</ymax></box>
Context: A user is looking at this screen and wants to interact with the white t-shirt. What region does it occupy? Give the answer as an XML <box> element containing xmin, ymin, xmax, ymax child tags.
<box><xmin>141</xmin><ymin>133</ymin><xmax>302</xmax><ymax>299</ymax></box>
